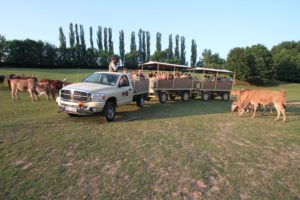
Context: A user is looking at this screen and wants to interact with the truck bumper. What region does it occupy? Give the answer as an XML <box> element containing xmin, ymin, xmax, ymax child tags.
<box><xmin>56</xmin><ymin>97</ymin><xmax>106</xmax><ymax>115</ymax></box>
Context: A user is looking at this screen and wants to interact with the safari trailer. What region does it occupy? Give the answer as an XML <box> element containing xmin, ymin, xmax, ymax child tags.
<box><xmin>140</xmin><ymin>61</ymin><xmax>193</xmax><ymax>103</ymax></box>
<box><xmin>188</xmin><ymin>67</ymin><xmax>234</xmax><ymax>101</ymax></box>
<box><xmin>140</xmin><ymin>61</ymin><xmax>234</xmax><ymax>103</ymax></box>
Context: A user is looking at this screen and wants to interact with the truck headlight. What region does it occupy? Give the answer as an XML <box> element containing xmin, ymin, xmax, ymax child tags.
<box><xmin>91</xmin><ymin>93</ymin><xmax>106</xmax><ymax>102</ymax></box>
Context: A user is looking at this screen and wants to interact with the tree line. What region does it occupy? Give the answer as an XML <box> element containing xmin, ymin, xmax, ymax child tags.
<box><xmin>0</xmin><ymin>24</ymin><xmax>299</xmax><ymax>82</ymax></box>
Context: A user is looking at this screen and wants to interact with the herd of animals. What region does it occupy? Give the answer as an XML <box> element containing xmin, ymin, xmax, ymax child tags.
<box><xmin>0</xmin><ymin>74</ymin><xmax>70</xmax><ymax>101</ymax></box>
<box><xmin>0</xmin><ymin>74</ymin><xmax>287</xmax><ymax>122</ymax></box>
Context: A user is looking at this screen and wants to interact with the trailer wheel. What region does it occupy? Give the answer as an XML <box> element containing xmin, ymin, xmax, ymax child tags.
<box><xmin>103</xmin><ymin>101</ymin><xmax>116</xmax><ymax>122</ymax></box>
<box><xmin>169</xmin><ymin>94</ymin><xmax>176</xmax><ymax>100</ymax></box>
<box><xmin>202</xmin><ymin>92</ymin><xmax>210</xmax><ymax>101</ymax></box>
<box><xmin>222</xmin><ymin>92</ymin><xmax>230</xmax><ymax>101</ymax></box>
<box><xmin>181</xmin><ymin>91</ymin><xmax>190</xmax><ymax>102</ymax></box>
<box><xmin>159</xmin><ymin>92</ymin><xmax>168</xmax><ymax>104</ymax></box>
<box><xmin>136</xmin><ymin>95</ymin><xmax>145</xmax><ymax>108</ymax></box>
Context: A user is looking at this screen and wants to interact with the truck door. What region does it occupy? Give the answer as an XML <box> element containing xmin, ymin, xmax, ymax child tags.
<box><xmin>117</xmin><ymin>75</ymin><xmax>134</xmax><ymax>105</ymax></box>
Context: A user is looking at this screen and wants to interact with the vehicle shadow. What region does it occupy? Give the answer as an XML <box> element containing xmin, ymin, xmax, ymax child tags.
<box><xmin>114</xmin><ymin>98</ymin><xmax>233</xmax><ymax>122</ymax></box>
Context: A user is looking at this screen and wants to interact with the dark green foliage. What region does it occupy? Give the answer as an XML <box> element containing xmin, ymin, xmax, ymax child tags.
<box><xmin>96</xmin><ymin>26</ymin><xmax>103</xmax><ymax>52</ymax></box>
<box><xmin>226</xmin><ymin>47</ymin><xmax>251</xmax><ymax>81</ymax></box>
<box><xmin>104</xmin><ymin>27</ymin><xmax>108</xmax><ymax>52</ymax></box>
<box><xmin>146</xmin><ymin>31</ymin><xmax>150</xmax><ymax>62</ymax></box>
<box><xmin>180</xmin><ymin>36</ymin><xmax>186</xmax><ymax>65</ymax></box>
<box><xmin>0</xmin><ymin>34</ymin><xmax>7</xmax><ymax>63</ymax></box>
<box><xmin>156</xmin><ymin>32</ymin><xmax>162</xmax><ymax>52</ymax></box>
<box><xmin>190</xmin><ymin>39</ymin><xmax>197</xmax><ymax>67</ymax></box>
<box><xmin>168</xmin><ymin>34</ymin><xmax>173</xmax><ymax>61</ymax></box>
<box><xmin>271</xmin><ymin>41</ymin><xmax>300</xmax><ymax>82</ymax></box>
<box><xmin>108</xmin><ymin>27</ymin><xmax>113</xmax><ymax>56</ymax></box>
<box><xmin>126</xmin><ymin>31</ymin><xmax>138</xmax><ymax>67</ymax></box>
<box><xmin>200</xmin><ymin>49</ymin><xmax>225</xmax><ymax>69</ymax></box>
<box><xmin>119</xmin><ymin>30</ymin><xmax>125</xmax><ymax>66</ymax></box>
<box><xmin>175</xmin><ymin>35</ymin><xmax>180</xmax><ymax>59</ymax></box>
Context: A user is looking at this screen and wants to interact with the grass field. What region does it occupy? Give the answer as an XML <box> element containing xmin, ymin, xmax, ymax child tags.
<box><xmin>0</xmin><ymin>68</ymin><xmax>299</xmax><ymax>199</ymax></box>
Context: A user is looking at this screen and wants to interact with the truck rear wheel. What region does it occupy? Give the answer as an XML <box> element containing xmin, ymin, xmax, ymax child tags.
<box><xmin>103</xmin><ymin>101</ymin><xmax>116</xmax><ymax>122</ymax></box>
<box><xmin>159</xmin><ymin>92</ymin><xmax>167</xmax><ymax>104</ymax></box>
<box><xmin>181</xmin><ymin>91</ymin><xmax>190</xmax><ymax>102</ymax></box>
<box><xmin>202</xmin><ymin>92</ymin><xmax>210</xmax><ymax>101</ymax></box>
<box><xmin>136</xmin><ymin>95</ymin><xmax>145</xmax><ymax>108</ymax></box>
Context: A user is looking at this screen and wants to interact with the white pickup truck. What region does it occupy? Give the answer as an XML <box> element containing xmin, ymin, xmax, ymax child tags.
<box><xmin>56</xmin><ymin>72</ymin><xmax>149</xmax><ymax>122</ymax></box>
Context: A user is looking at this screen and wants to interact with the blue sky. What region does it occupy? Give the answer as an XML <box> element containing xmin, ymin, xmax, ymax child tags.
<box><xmin>0</xmin><ymin>0</ymin><xmax>299</xmax><ymax>62</ymax></box>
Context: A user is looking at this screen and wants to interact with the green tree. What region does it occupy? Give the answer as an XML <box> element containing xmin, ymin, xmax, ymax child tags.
<box><xmin>180</xmin><ymin>36</ymin><xmax>186</xmax><ymax>65</ymax></box>
<box><xmin>138</xmin><ymin>29</ymin><xmax>143</xmax><ymax>63</ymax></box>
<box><xmin>190</xmin><ymin>39</ymin><xmax>197</xmax><ymax>67</ymax></box>
<box><xmin>69</xmin><ymin>23</ymin><xmax>75</xmax><ymax>64</ymax></box>
<box><xmin>108</xmin><ymin>27</ymin><xmax>114</xmax><ymax>56</ymax></box>
<box><xmin>104</xmin><ymin>27</ymin><xmax>108</xmax><ymax>51</ymax></box>
<box><xmin>96</xmin><ymin>26</ymin><xmax>103</xmax><ymax>52</ymax></box>
<box><xmin>146</xmin><ymin>31</ymin><xmax>151</xmax><ymax>61</ymax></box>
<box><xmin>58</xmin><ymin>27</ymin><xmax>67</xmax><ymax>64</ymax></box>
<box><xmin>246</xmin><ymin>44</ymin><xmax>274</xmax><ymax>80</ymax></box>
<box><xmin>125</xmin><ymin>31</ymin><xmax>138</xmax><ymax>67</ymax></box>
<box><xmin>156</xmin><ymin>32</ymin><xmax>162</xmax><ymax>52</ymax></box>
<box><xmin>75</xmin><ymin>24</ymin><xmax>80</xmax><ymax>65</ymax></box>
<box><xmin>142</xmin><ymin>31</ymin><xmax>146</xmax><ymax>63</ymax></box>
<box><xmin>0</xmin><ymin>34</ymin><xmax>7</xmax><ymax>63</ymax></box>
<box><xmin>119</xmin><ymin>30</ymin><xmax>125</xmax><ymax>66</ymax></box>
<box><xmin>271</xmin><ymin>41</ymin><xmax>300</xmax><ymax>82</ymax></box>
<box><xmin>167</xmin><ymin>34</ymin><xmax>173</xmax><ymax>61</ymax></box>
<box><xmin>175</xmin><ymin>35</ymin><xmax>180</xmax><ymax>59</ymax></box>
<box><xmin>130</xmin><ymin>31</ymin><xmax>137</xmax><ymax>52</ymax></box>
<box><xmin>79</xmin><ymin>25</ymin><xmax>86</xmax><ymax>65</ymax></box>
<box><xmin>201</xmin><ymin>49</ymin><xmax>225</xmax><ymax>69</ymax></box>
<box><xmin>89</xmin><ymin>26</ymin><xmax>94</xmax><ymax>51</ymax></box>
<box><xmin>226</xmin><ymin>47</ymin><xmax>251</xmax><ymax>81</ymax></box>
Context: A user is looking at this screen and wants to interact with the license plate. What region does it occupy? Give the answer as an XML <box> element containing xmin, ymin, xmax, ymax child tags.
<box><xmin>64</xmin><ymin>106</ymin><xmax>77</xmax><ymax>112</ymax></box>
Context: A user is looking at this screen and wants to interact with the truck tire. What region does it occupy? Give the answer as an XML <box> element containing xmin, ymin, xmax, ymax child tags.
<box><xmin>181</xmin><ymin>91</ymin><xmax>190</xmax><ymax>102</ymax></box>
<box><xmin>159</xmin><ymin>92</ymin><xmax>167</xmax><ymax>104</ymax></box>
<box><xmin>202</xmin><ymin>92</ymin><xmax>210</xmax><ymax>101</ymax></box>
<box><xmin>103</xmin><ymin>101</ymin><xmax>116</xmax><ymax>122</ymax></box>
<box><xmin>222</xmin><ymin>92</ymin><xmax>230</xmax><ymax>101</ymax></box>
<box><xmin>136</xmin><ymin>94</ymin><xmax>145</xmax><ymax>108</ymax></box>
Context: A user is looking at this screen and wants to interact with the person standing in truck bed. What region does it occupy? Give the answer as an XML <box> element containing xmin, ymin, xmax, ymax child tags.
<box><xmin>108</xmin><ymin>56</ymin><xmax>118</xmax><ymax>72</ymax></box>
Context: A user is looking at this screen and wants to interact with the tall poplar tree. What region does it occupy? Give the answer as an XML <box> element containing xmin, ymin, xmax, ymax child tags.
<box><xmin>69</xmin><ymin>23</ymin><xmax>75</xmax><ymax>64</ymax></box>
<box><xmin>130</xmin><ymin>31</ymin><xmax>137</xmax><ymax>52</ymax></box>
<box><xmin>89</xmin><ymin>26</ymin><xmax>94</xmax><ymax>51</ymax></box>
<box><xmin>142</xmin><ymin>31</ymin><xmax>146</xmax><ymax>63</ymax></box>
<box><xmin>180</xmin><ymin>36</ymin><xmax>186</xmax><ymax>65</ymax></box>
<box><xmin>168</xmin><ymin>34</ymin><xmax>173</xmax><ymax>61</ymax></box>
<box><xmin>59</xmin><ymin>27</ymin><xmax>66</xmax><ymax>49</ymax></box>
<box><xmin>119</xmin><ymin>30</ymin><xmax>125</xmax><ymax>66</ymax></box>
<box><xmin>96</xmin><ymin>26</ymin><xmax>103</xmax><ymax>52</ymax></box>
<box><xmin>191</xmin><ymin>39</ymin><xmax>197</xmax><ymax>67</ymax></box>
<box><xmin>146</xmin><ymin>31</ymin><xmax>151</xmax><ymax>62</ymax></box>
<box><xmin>138</xmin><ymin>29</ymin><xmax>143</xmax><ymax>63</ymax></box>
<box><xmin>156</xmin><ymin>32</ymin><xmax>162</xmax><ymax>52</ymax></box>
<box><xmin>108</xmin><ymin>27</ymin><xmax>113</xmax><ymax>56</ymax></box>
<box><xmin>175</xmin><ymin>35</ymin><xmax>180</xmax><ymax>59</ymax></box>
<box><xmin>104</xmin><ymin>27</ymin><xmax>108</xmax><ymax>52</ymax></box>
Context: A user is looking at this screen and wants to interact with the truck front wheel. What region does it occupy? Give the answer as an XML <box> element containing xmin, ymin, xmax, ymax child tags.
<box><xmin>103</xmin><ymin>101</ymin><xmax>116</xmax><ymax>122</ymax></box>
<box><xmin>136</xmin><ymin>95</ymin><xmax>145</xmax><ymax>108</ymax></box>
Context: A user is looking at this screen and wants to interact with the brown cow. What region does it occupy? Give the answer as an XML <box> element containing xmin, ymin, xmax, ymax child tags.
<box><xmin>237</xmin><ymin>90</ymin><xmax>286</xmax><ymax>122</ymax></box>
<box><xmin>230</xmin><ymin>89</ymin><xmax>244</xmax><ymax>99</ymax></box>
<box><xmin>39</xmin><ymin>78</ymin><xmax>67</xmax><ymax>99</ymax></box>
<box><xmin>10</xmin><ymin>77</ymin><xmax>39</xmax><ymax>102</ymax></box>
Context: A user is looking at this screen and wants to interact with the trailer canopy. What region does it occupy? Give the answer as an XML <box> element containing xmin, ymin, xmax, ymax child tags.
<box><xmin>140</xmin><ymin>61</ymin><xmax>192</xmax><ymax>69</ymax></box>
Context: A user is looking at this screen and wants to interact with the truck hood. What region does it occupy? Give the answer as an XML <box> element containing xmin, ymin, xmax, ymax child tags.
<box><xmin>62</xmin><ymin>82</ymin><xmax>114</xmax><ymax>93</ymax></box>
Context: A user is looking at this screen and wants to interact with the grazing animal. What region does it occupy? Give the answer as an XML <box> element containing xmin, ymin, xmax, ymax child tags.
<box><xmin>0</xmin><ymin>75</ymin><xmax>5</xmax><ymax>87</ymax></box>
<box><xmin>39</xmin><ymin>79</ymin><xmax>67</xmax><ymax>99</ymax></box>
<box><xmin>237</xmin><ymin>90</ymin><xmax>286</xmax><ymax>122</ymax></box>
<box><xmin>10</xmin><ymin>77</ymin><xmax>39</xmax><ymax>102</ymax></box>
<box><xmin>230</xmin><ymin>89</ymin><xmax>243</xmax><ymax>99</ymax></box>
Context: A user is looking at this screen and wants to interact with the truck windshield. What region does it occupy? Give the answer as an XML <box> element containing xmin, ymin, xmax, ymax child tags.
<box><xmin>83</xmin><ymin>73</ymin><xmax>119</xmax><ymax>86</ymax></box>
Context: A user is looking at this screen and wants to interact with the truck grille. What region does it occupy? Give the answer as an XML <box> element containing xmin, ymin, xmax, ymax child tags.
<box><xmin>61</xmin><ymin>90</ymin><xmax>90</xmax><ymax>102</ymax></box>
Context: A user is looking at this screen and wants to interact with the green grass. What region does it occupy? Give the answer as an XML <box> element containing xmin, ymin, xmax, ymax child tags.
<box><xmin>0</xmin><ymin>68</ymin><xmax>300</xmax><ymax>199</ymax></box>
